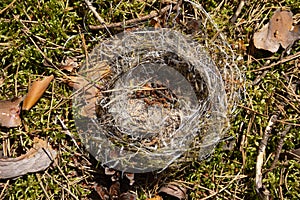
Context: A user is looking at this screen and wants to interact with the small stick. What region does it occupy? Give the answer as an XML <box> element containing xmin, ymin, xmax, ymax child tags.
<box><xmin>230</xmin><ymin>0</ymin><xmax>246</xmax><ymax>23</ymax></box>
<box><xmin>255</xmin><ymin>115</ymin><xmax>277</xmax><ymax>200</ymax></box>
<box><xmin>84</xmin><ymin>0</ymin><xmax>105</xmax><ymax>24</ymax></box>
<box><xmin>249</xmin><ymin>51</ymin><xmax>300</xmax><ymax>72</ymax></box>
<box><xmin>56</xmin><ymin>116</ymin><xmax>83</xmax><ymax>154</ymax></box>
<box><xmin>84</xmin><ymin>0</ymin><xmax>112</xmax><ymax>36</ymax></box>
<box><xmin>0</xmin><ymin>0</ymin><xmax>17</xmax><ymax>15</ymax></box>
<box><xmin>89</xmin><ymin>5</ymin><xmax>171</xmax><ymax>30</ymax></box>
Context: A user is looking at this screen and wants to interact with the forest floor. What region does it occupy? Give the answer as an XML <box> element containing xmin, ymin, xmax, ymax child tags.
<box><xmin>0</xmin><ymin>0</ymin><xmax>299</xmax><ymax>199</ymax></box>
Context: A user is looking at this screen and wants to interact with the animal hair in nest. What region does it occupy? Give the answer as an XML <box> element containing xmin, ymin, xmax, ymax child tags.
<box><xmin>72</xmin><ymin>27</ymin><xmax>239</xmax><ymax>173</ymax></box>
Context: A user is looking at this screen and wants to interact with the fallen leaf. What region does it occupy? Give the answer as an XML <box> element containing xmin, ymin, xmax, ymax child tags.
<box><xmin>67</xmin><ymin>62</ymin><xmax>111</xmax><ymax>118</ymax></box>
<box><xmin>253</xmin><ymin>9</ymin><xmax>300</xmax><ymax>53</ymax></box>
<box><xmin>0</xmin><ymin>137</ymin><xmax>57</xmax><ymax>179</ymax></box>
<box><xmin>0</xmin><ymin>97</ymin><xmax>23</xmax><ymax>128</ymax></box>
<box><xmin>158</xmin><ymin>182</ymin><xmax>187</xmax><ymax>200</ymax></box>
<box><xmin>22</xmin><ymin>75</ymin><xmax>54</xmax><ymax>110</ymax></box>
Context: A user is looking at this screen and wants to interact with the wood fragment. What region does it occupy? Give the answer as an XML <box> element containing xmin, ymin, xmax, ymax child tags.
<box><xmin>0</xmin><ymin>0</ymin><xmax>17</xmax><ymax>15</ymax></box>
<box><xmin>0</xmin><ymin>137</ymin><xmax>57</xmax><ymax>179</ymax></box>
<box><xmin>249</xmin><ymin>51</ymin><xmax>300</xmax><ymax>72</ymax></box>
<box><xmin>255</xmin><ymin>115</ymin><xmax>277</xmax><ymax>200</ymax></box>
<box><xmin>230</xmin><ymin>0</ymin><xmax>246</xmax><ymax>23</ymax></box>
<box><xmin>89</xmin><ymin>5</ymin><xmax>171</xmax><ymax>30</ymax></box>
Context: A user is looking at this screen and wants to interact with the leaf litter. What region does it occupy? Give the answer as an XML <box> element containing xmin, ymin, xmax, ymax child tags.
<box><xmin>253</xmin><ymin>8</ymin><xmax>300</xmax><ymax>53</ymax></box>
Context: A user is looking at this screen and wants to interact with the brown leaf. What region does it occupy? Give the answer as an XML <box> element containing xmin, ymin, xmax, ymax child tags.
<box><xmin>158</xmin><ymin>182</ymin><xmax>187</xmax><ymax>200</ymax></box>
<box><xmin>253</xmin><ymin>9</ymin><xmax>300</xmax><ymax>53</ymax></box>
<box><xmin>66</xmin><ymin>75</ymin><xmax>98</xmax><ymax>117</ymax></box>
<box><xmin>0</xmin><ymin>97</ymin><xmax>23</xmax><ymax>128</ymax></box>
<box><xmin>22</xmin><ymin>75</ymin><xmax>54</xmax><ymax>110</ymax></box>
<box><xmin>0</xmin><ymin>137</ymin><xmax>57</xmax><ymax>179</ymax></box>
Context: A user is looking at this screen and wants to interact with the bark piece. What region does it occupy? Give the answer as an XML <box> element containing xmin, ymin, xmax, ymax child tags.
<box><xmin>22</xmin><ymin>75</ymin><xmax>54</xmax><ymax>110</ymax></box>
<box><xmin>0</xmin><ymin>137</ymin><xmax>57</xmax><ymax>179</ymax></box>
<box><xmin>253</xmin><ymin>9</ymin><xmax>300</xmax><ymax>53</ymax></box>
<box><xmin>0</xmin><ymin>97</ymin><xmax>22</xmax><ymax>128</ymax></box>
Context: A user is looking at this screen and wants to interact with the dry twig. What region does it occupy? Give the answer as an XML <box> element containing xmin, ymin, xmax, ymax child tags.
<box><xmin>255</xmin><ymin>115</ymin><xmax>277</xmax><ymax>200</ymax></box>
<box><xmin>249</xmin><ymin>51</ymin><xmax>300</xmax><ymax>72</ymax></box>
<box><xmin>89</xmin><ymin>5</ymin><xmax>171</xmax><ymax>30</ymax></box>
<box><xmin>230</xmin><ymin>0</ymin><xmax>246</xmax><ymax>23</ymax></box>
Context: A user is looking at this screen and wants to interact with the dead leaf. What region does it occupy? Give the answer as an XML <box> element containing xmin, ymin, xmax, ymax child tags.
<box><xmin>0</xmin><ymin>137</ymin><xmax>57</xmax><ymax>179</ymax></box>
<box><xmin>22</xmin><ymin>75</ymin><xmax>54</xmax><ymax>110</ymax></box>
<box><xmin>0</xmin><ymin>97</ymin><xmax>23</xmax><ymax>128</ymax></box>
<box><xmin>158</xmin><ymin>182</ymin><xmax>187</xmax><ymax>200</ymax></box>
<box><xmin>253</xmin><ymin>9</ymin><xmax>300</xmax><ymax>53</ymax></box>
<box><xmin>66</xmin><ymin>75</ymin><xmax>99</xmax><ymax>117</ymax></box>
<box><xmin>66</xmin><ymin>75</ymin><xmax>97</xmax><ymax>97</ymax></box>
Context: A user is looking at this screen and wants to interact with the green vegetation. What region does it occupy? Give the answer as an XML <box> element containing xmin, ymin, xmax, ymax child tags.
<box><xmin>0</xmin><ymin>0</ymin><xmax>299</xmax><ymax>199</ymax></box>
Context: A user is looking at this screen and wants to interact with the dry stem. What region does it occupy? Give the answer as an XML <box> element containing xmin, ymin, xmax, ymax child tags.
<box><xmin>255</xmin><ymin>114</ymin><xmax>277</xmax><ymax>200</ymax></box>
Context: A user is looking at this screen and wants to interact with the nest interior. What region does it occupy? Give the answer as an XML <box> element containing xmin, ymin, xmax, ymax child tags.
<box><xmin>74</xmin><ymin>29</ymin><xmax>230</xmax><ymax>173</ymax></box>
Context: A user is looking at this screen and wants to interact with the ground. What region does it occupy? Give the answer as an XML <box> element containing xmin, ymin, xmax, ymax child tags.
<box><xmin>0</xmin><ymin>0</ymin><xmax>299</xmax><ymax>199</ymax></box>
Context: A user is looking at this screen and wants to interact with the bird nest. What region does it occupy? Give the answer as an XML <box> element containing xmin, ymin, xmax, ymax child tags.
<box><xmin>73</xmin><ymin>6</ymin><xmax>244</xmax><ymax>173</ymax></box>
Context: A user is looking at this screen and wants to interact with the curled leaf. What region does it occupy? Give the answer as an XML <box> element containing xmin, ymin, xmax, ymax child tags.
<box><xmin>253</xmin><ymin>9</ymin><xmax>300</xmax><ymax>53</ymax></box>
<box><xmin>22</xmin><ymin>75</ymin><xmax>54</xmax><ymax>110</ymax></box>
<box><xmin>0</xmin><ymin>97</ymin><xmax>23</xmax><ymax>128</ymax></box>
<box><xmin>0</xmin><ymin>137</ymin><xmax>57</xmax><ymax>179</ymax></box>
